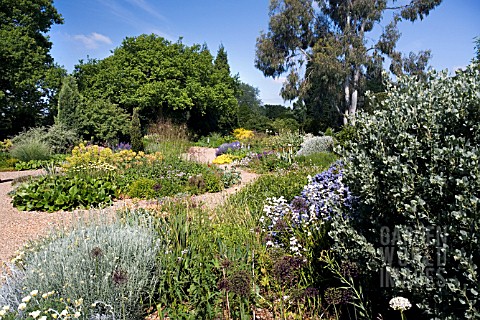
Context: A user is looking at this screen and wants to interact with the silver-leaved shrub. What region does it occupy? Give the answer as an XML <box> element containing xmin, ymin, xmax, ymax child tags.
<box><xmin>296</xmin><ymin>135</ymin><xmax>335</xmax><ymax>156</ymax></box>
<box><xmin>2</xmin><ymin>213</ymin><xmax>161</xmax><ymax>319</ymax></box>
<box><xmin>332</xmin><ymin>64</ymin><xmax>480</xmax><ymax>319</ymax></box>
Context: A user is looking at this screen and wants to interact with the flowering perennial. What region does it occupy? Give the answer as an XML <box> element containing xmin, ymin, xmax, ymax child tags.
<box><xmin>260</xmin><ymin>161</ymin><xmax>354</xmax><ymax>255</ymax></box>
<box><xmin>215</xmin><ymin>141</ymin><xmax>241</xmax><ymax>156</ymax></box>
<box><xmin>389</xmin><ymin>296</ymin><xmax>412</xmax><ymax>311</ymax></box>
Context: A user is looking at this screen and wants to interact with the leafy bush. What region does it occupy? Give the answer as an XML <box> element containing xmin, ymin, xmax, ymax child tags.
<box><xmin>128</xmin><ymin>177</ymin><xmax>158</xmax><ymax>199</ymax></box>
<box><xmin>130</xmin><ymin>107</ymin><xmax>143</xmax><ymax>152</ymax></box>
<box><xmin>333</xmin><ymin>65</ymin><xmax>480</xmax><ymax>319</ymax></box>
<box><xmin>195</xmin><ymin>132</ymin><xmax>234</xmax><ymax>148</ymax></box>
<box><xmin>12</xmin><ymin>174</ymin><xmax>117</xmax><ymax>212</ymax></box>
<box><xmin>9</xmin><ymin>139</ymin><xmax>51</xmax><ymax>162</ymax></box>
<box><xmin>3</xmin><ymin>215</ymin><xmax>160</xmax><ymax>319</ymax></box>
<box><xmin>263</xmin><ymin>131</ymin><xmax>303</xmax><ymax>152</ymax></box>
<box><xmin>11</xmin><ymin>124</ymin><xmax>79</xmax><ymax>154</ymax></box>
<box><xmin>296</xmin><ymin>135</ymin><xmax>335</xmax><ymax>156</ymax></box>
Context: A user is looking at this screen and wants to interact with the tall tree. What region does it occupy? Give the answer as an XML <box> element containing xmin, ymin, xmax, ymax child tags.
<box><xmin>0</xmin><ymin>0</ymin><xmax>64</xmax><ymax>138</ymax></box>
<box><xmin>56</xmin><ymin>76</ymin><xmax>80</xmax><ymax>129</ymax></box>
<box><xmin>75</xmin><ymin>35</ymin><xmax>238</xmax><ymax>136</ymax></box>
<box><xmin>255</xmin><ymin>0</ymin><xmax>441</xmax><ymax>125</ymax></box>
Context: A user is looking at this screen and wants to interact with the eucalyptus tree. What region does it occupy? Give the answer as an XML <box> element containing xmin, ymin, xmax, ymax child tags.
<box><xmin>255</xmin><ymin>0</ymin><xmax>441</xmax><ymax>125</ymax></box>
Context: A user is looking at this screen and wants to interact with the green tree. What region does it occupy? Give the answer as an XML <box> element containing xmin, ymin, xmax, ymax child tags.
<box><xmin>75</xmin><ymin>35</ymin><xmax>238</xmax><ymax>136</ymax></box>
<box><xmin>236</xmin><ymin>82</ymin><xmax>265</xmax><ymax>129</ymax></box>
<box><xmin>76</xmin><ymin>98</ymin><xmax>130</xmax><ymax>143</ymax></box>
<box><xmin>0</xmin><ymin>0</ymin><xmax>64</xmax><ymax>138</ymax></box>
<box><xmin>130</xmin><ymin>108</ymin><xmax>143</xmax><ymax>152</ymax></box>
<box><xmin>56</xmin><ymin>76</ymin><xmax>80</xmax><ymax>129</ymax></box>
<box><xmin>255</xmin><ymin>0</ymin><xmax>441</xmax><ymax>126</ymax></box>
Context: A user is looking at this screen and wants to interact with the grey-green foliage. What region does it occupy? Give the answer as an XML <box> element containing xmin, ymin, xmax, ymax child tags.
<box><xmin>57</xmin><ymin>76</ymin><xmax>80</xmax><ymax>129</ymax></box>
<box><xmin>9</xmin><ymin>139</ymin><xmax>51</xmax><ymax>162</ymax></box>
<box><xmin>17</xmin><ymin>214</ymin><xmax>161</xmax><ymax>319</ymax></box>
<box><xmin>11</xmin><ymin>123</ymin><xmax>79</xmax><ymax>154</ymax></box>
<box><xmin>333</xmin><ymin>64</ymin><xmax>480</xmax><ymax>319</ymax></box>
<box><xmin>296</xmin><ymin>134</ymin><xmax>334</xmax><ymax>156</ymax></box>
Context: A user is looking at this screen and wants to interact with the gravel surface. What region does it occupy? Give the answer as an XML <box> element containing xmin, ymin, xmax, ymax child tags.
<box><xmin>0</xmin><ymin>147</ymin><xmax>259</xmax><ymax>268</ymax></box>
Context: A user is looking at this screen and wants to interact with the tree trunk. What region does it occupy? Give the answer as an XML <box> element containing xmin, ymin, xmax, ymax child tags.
<box><xmin>350</xmin><ymin>67</ymin><xmax>361</xmax><ymax>124</ymax></box>
<box><xmin>343</xmin><ymin>75</ymin><xmax>350</xmax><ymax>125</ymax></box>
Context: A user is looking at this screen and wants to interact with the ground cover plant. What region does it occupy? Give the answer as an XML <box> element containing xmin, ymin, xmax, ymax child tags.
<box><xmin>1</xmin><ymin>214</ymin><xmax>160</xmax><ymax>319</ymax></box>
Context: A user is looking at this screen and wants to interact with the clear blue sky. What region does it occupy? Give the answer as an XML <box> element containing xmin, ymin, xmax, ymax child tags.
<box><xmin>49</xmin><ymin>0</ymin><xmax>480</xmax><ymax>106</ymax></box>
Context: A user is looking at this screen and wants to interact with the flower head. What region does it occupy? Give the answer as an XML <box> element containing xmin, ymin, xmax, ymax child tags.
<box><xmin>18</xmin><ymin>303</ymin><xmax>27</xmax><ymax>310</ymax></box>
<box><xmin>389</xmin><ymin>296</ymin><xmax>412</xmax><ymax>311</ymax></box>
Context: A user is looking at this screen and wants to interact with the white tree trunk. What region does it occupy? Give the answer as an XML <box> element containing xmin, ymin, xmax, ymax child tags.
<box><xmin>344</xmin><ymin>77</ymin><xmax>350</xmax><ymax>125</ymax></box>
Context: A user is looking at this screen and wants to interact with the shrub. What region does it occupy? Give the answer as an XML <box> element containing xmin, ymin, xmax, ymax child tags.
<box><xmin>263</xmin><ymin>131</ymin><xmax>303</xmax><ymax>152</ymax></box>
<box><xmin>128</xmin><ymin>177</ymin><xmax>158</xmax><ymax>199</ymax></box>
<box><xmin>130</xmin><ymin>107</ymin><xmax>143</xmax><ymax>152</ymax></box>
<box><xmin>9</xmin><ymin>139</ymin><xmax>51</xmax><ymax>162</ymax></box>
<box><xmin>195</xmin><ymin>133</ymin><xmax>234</xmax><ymax>148</ymax></box>
<box><xmin>333</xmin><ymin>65</ymin><xmax>480</xmax><ymax>319</ymax></box>
<box><xmin>11</xmin><ymin>124</ymin><xmax>79</xmax><ymax>154</ymax></box>
<box><xmin>296</xmin><ymin>135</ymin><xmax>335</xmax><ymax>156</ymax></box>
<box><xmin>4</xmin><ymin>215</ymin><xmax>160</xmax><ymax>319</ymax></box>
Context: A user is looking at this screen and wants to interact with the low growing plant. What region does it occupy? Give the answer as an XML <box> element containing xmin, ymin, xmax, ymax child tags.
<box><xmin>3</xmin><ymin>214</ymin><xmax>160</xmax><ymax>319</ymax></box>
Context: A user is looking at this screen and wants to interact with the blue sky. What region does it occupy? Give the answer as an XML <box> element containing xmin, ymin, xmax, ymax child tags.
<box><xmin>49</xmin><ymin>0</ymin><xmax>480</xmax><ymax>106</ymax></box>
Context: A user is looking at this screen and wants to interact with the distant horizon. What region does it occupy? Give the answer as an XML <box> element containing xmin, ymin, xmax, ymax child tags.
<box><xmin>50</xmin><ymin>0</ymin><xmax>479</xmax><ymax>106</ymax></box>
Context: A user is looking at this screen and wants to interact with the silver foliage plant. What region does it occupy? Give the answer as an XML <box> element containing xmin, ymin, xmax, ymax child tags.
<box><xmin>1</xmin><ymin>212</ymin><xmax>161</xmax><ymax>319</ymax></box>
<box><xmin>296</xmin><ymin>134</ymin><xmax>335</xmax><ymax>157</ymax></box>
<box><xmin>332</xmin><ymin>64</ymin><xmax>480</xmax><ymax>319</ymax></box>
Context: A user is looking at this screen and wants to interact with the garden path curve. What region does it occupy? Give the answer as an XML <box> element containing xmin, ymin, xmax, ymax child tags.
<box><xmin>0</xmin><ymin>147</ymin><xmax>259</xmax><ymax>268</ymax></box>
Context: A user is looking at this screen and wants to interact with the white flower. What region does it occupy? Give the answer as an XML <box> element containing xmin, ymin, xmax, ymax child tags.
<box><xmin>60</xmin><ymin>309</ymin><xmax>68</xmax><ymax>316</ymax></box>
<box><xmin>18</xmin><ymin>303</ymin><xmax>27</xmax><ymax>310</ymax></box>
<box><xmin>39</xmin><ymin>316</ymin><xmax>47</xmax><ymax>320</ymax></box>
<box><xmin>74</xmin><ymin>311</ymin><xmax>81</xmax><ymax>318</ymax></box>
<box><xmin>1</xmin><ymin>306</ymin><xmax>9</xmax><ymax>311</ymax></box>
<box><xmin>42</xmin><ymin>293</ymin><xmax>48</xmax><ymax>299</ymax></box>
<box><xmin>0</xmin><ymin>309</ymin><xmax>6</xmax><ymax>316</ymax></box>
<box><xmin>22</xmin><ymin>295</ymin><xmax>31</xmax><ymax>303</ymax></box>
<box><xmin>30</xmin><ymin>290</ymin><xmax>39</xmax><ymax>297</ymax></box>
<box><xmin>389</xmin><ymin>296</ymin><xmax>412</xmax><ymax>311</ymax></box>
<box><xmin>29</xmin><ymin>310</ymin><xmax>41</xmax><ymax>318</ymax></box>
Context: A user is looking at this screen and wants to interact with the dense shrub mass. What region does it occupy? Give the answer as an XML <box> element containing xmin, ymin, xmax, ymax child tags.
<box><xmin>332</xmin><ymin>65</ymin><xmax>480</xmax><ymax>319</ymax></box>
<box><xmin>1</xmin><ymin>217</ymin><xmax>160</xmax><ymax>319</ymax></box>
<box><xmin>296</xmin><ymin>135</ymin><xmax>335</xmax><ymax>156</ymax></box>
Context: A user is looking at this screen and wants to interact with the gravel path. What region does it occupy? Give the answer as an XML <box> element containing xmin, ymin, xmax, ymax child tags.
<box><xmin>0</xmin><ymin>148</ymin><xmax>259</xmax><ymax>267</ymax></box>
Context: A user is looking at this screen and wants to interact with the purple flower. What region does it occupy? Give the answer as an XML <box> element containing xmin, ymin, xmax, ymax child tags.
<box><xmin>114</xmin><ymin>142</ymin><xmax>132</xmax><ymax>151</ymax></box>
<box><xmin>215</xmin><ymin>141</ymin><xmax>242</xmax><ymax>156</ymax></box>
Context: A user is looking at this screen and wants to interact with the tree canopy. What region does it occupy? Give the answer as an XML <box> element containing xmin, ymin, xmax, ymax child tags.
<box><xmin>0</xmin><ymin>0</ymin><xmax>65</xmax><ymax>138</ymax></box>
<box><xmin>75</xmin><ymin>35</ymin><xmax>238</xmax><ymax>135</ymax></box>
<box><xmin>255</xmin><ymin>0</ymin><xmax>442</xmax><ymax>128</ymax></box>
